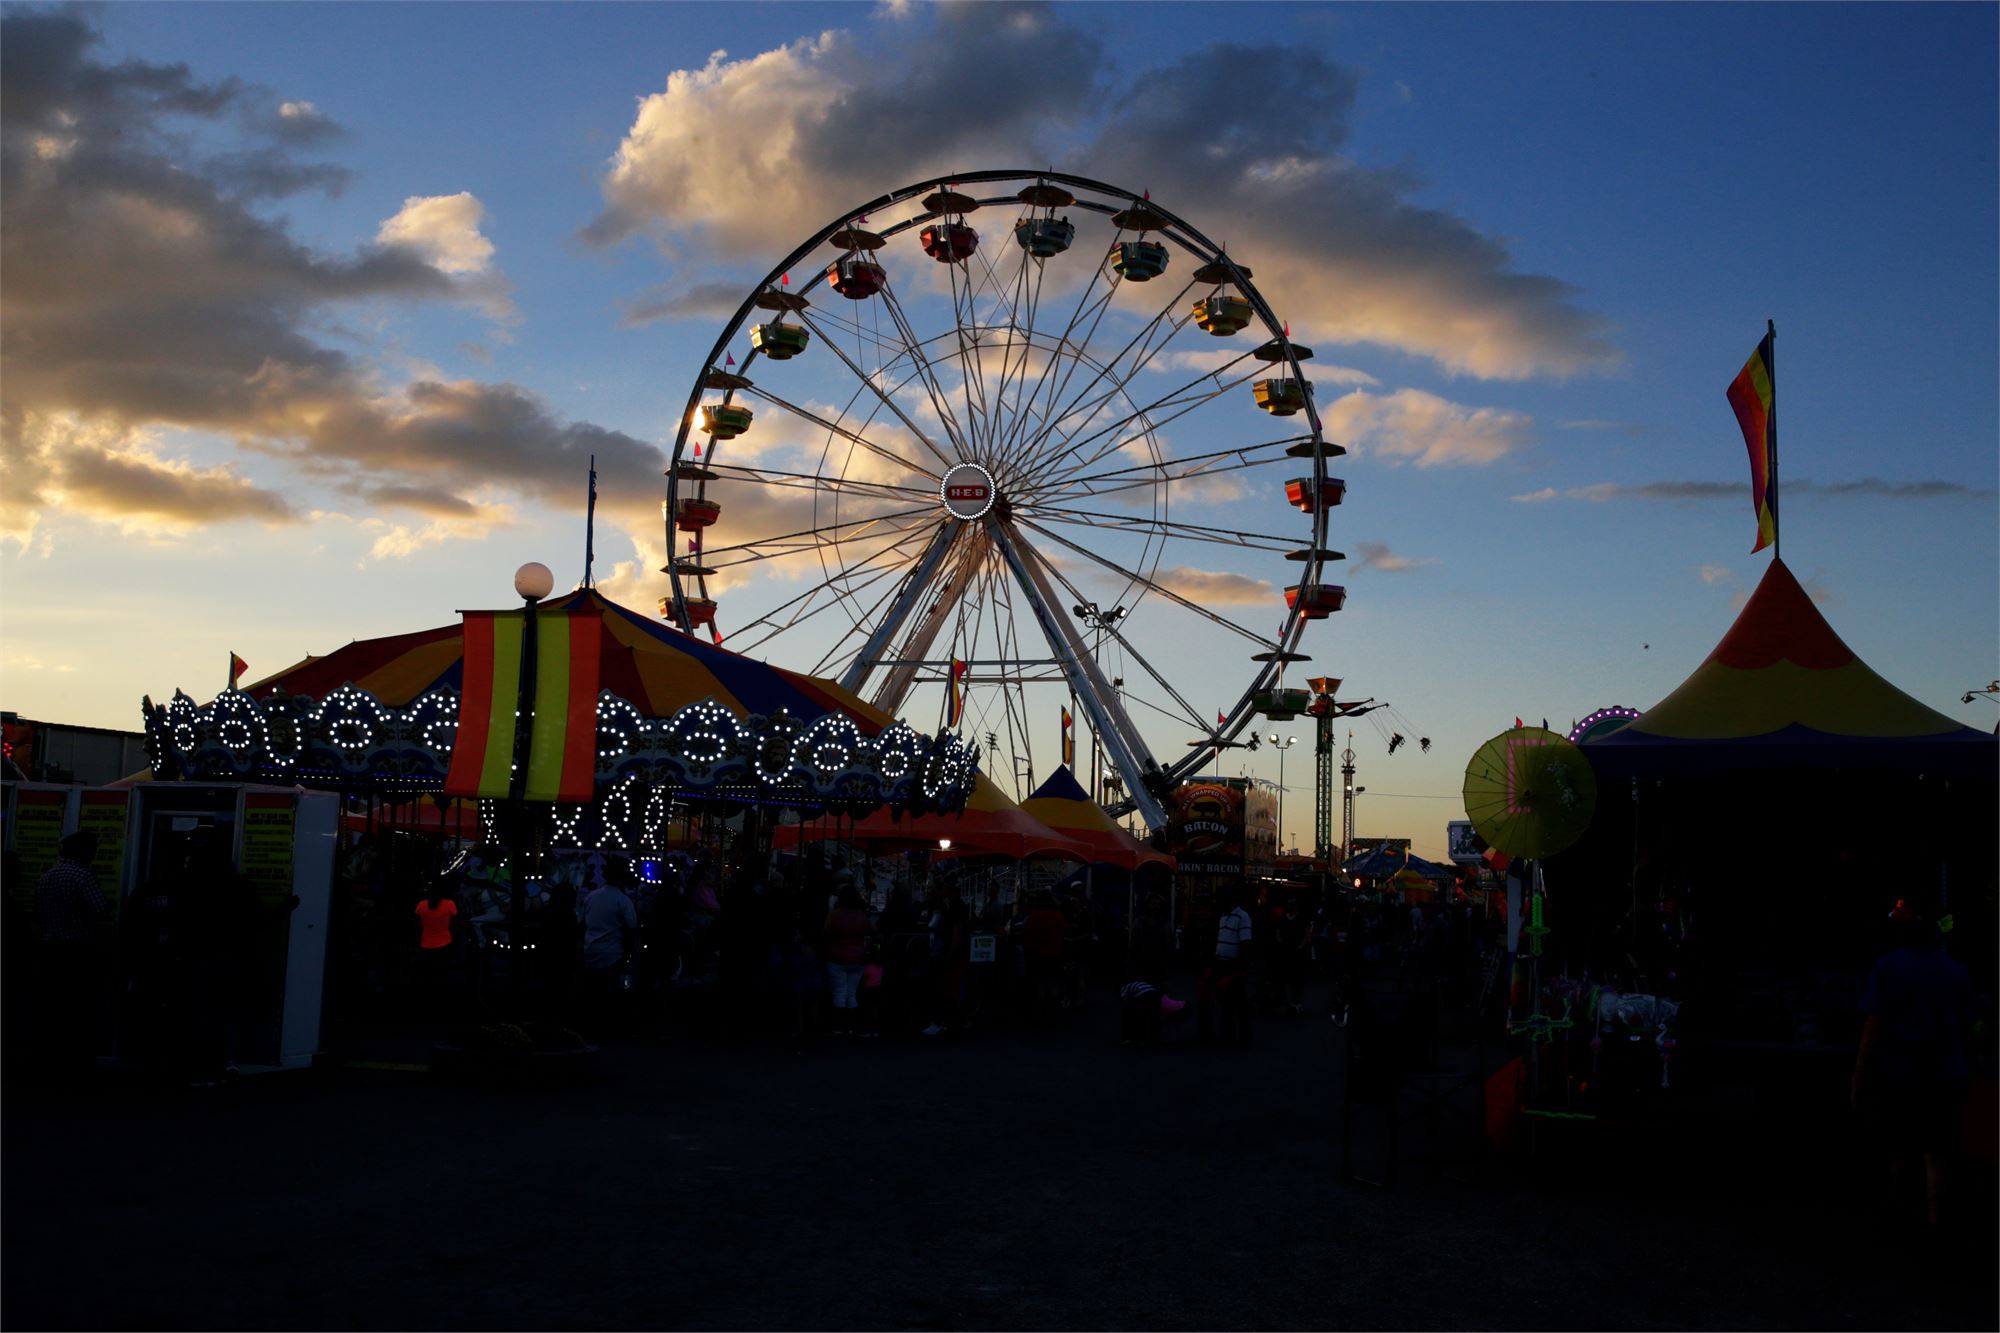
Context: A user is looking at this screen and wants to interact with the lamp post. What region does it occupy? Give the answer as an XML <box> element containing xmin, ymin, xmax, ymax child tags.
<box><xmin>507</xmin><ymin>561</ymin><xmax>555</xmax><ymax>995</ymax></box>
<box><xmin>1265</xmin><ymin>733</ymin><xmax>1298</xmax><ymax>856</ymax></box>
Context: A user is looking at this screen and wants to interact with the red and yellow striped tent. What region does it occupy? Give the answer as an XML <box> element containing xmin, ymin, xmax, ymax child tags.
<box><xmin>247</xmin><ymin>588</ymin><xmax>892</xmax><ymax>732</ymax></box>
<box><xmin>1584</xmin><ymin>558</ymin><xmax>1994</xmax><ymax>776</ymax></box>
<box><xmin>1019</xmin><ymin>766</ymin><xmax>1174</xmax><ymax>872</ymax></box>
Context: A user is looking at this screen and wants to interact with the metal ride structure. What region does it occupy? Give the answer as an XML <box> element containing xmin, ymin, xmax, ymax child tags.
<box><xmin>663</xmin><ymin>171</ymin><xmax>1345</xmax><ymax>830</ymax></box>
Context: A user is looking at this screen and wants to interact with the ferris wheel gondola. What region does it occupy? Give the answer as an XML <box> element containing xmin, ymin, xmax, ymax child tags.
<box><xmin>661</xmin><ymin>171</ymin><xmax>1346</xmax><ymax>828</ymax></box>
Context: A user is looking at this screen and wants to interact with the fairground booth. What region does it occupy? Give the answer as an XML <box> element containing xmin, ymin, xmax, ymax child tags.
<box><xmin>1513</xmin><ymin>558</ymin><xmax>1996</xmax><ymax>1135</ymax></box>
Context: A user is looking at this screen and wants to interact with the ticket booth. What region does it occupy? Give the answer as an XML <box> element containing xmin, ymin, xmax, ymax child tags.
<box><xmin>119</xmin><ymin>784</ymin><xmax>339</xmax><ymax>1070</ymax></box>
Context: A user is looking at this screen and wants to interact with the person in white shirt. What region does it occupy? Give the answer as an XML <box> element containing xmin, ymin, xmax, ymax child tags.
<box><xmin>1214</xmin><ymin>889</ymin><xmax>1254</xmax><ymax>1047</ymax></box>
<box><xmin>579</xmin><ymin>864</ymin><xmax>639</xmax><ymax>1028</ymax></box>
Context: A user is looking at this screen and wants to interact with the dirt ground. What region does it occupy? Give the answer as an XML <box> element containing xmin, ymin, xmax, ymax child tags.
<box><xmin>5</xmin><ymin>981</ymin><xmax>1994</xmax><ymax>1331</ymax></box>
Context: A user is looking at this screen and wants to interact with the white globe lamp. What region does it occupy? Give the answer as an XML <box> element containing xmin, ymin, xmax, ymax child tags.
<box><xmin>514</xmin><ymin>561</ymin><xmax>555</xmax><ymax>602</ymax></box>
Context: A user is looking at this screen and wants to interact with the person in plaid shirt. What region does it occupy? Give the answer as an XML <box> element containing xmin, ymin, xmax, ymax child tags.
<box><xmin>35</xmin><ymin>831</ymin><xmax>106</xmax><ymax>1079</ymax></box>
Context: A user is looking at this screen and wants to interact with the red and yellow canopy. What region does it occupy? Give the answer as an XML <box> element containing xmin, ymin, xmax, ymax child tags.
<box><xmin>1586</xmin><ymin>559</ymin><xmax>1993</xmax><ymax>775</ymax></box>
<box><xmin>1020</xmin><ymin>766</ymin><xmax>1175</xmax><ymax>871</ymax></box>
<box><xmin>250</xmin><ymin>589</ymin><xmax>890</xmax><ymax>732</ymax></box>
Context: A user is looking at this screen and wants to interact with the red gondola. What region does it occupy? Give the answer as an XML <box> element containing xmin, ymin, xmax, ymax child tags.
<box><xmin>1285</xmin><ymin>477</ymin><xmax>1346</xmax><ymax>512</ymax></box>
<box><xmin>920</xmin><ymin>223</ymin><xmax>979</xmax><ymax>263</ymax></box>
<box><xmin>674</xmin><ymin>498</ymin><xmax>721</xmax><ymax>532</ymax></box>
<box><xmin>1285</xmin><ymin>584</ymin><xmax>1346</xmax><ymax>620</ymax></box>
<box><xmin>674</xmin><ymin>598</ymin><xmax>718</xmax><ymax>630</ymax></box>
<box><xmin>828</xmin><ymin>255</ymin><xmax>887</xmax><ymax>299</ymax></box>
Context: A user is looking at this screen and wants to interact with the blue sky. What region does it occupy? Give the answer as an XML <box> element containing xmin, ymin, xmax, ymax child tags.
<box><xmin>3</xmin><ymin>2</ymin><xmax>1993</xmax><ymax>857</ymax></box>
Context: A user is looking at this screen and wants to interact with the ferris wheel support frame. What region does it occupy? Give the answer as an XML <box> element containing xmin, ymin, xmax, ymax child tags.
<box><xmin>837</xmin><ymin>520</ymin><xmax>958</xmax><ymax>695</ymax></box>
<box><xmin>986</xmin><ymin>516</ymin><xmax>1169</xmax><ymax>829</ymax></box>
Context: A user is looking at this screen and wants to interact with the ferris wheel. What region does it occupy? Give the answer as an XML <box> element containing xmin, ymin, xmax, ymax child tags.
<box><xmin>662</xmin><ymin>170</ymin><xmax>1345</xmax><ymax>829</ymax></box>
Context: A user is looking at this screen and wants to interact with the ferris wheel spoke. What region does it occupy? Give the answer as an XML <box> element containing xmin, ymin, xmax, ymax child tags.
<box><xmin>986</xmin><ymin>518</ymin><xmax>1168</xmax><ymax>827</ymax></box>
<box><xmin>1048</xmin><ymin>438</ymin><xmax>1311</xmax><ymax>501</ymax></box>
<box><xmin>944</xmin><ymin>259</ymin><xmax>993</xmax><ymax>452</ymax></box>
<box><xmin>990</xmin><ymin>228</ymin><xmax>1125</xmax><ymax>467</ymax></box>
<box><xmin>705</xmin><ymin>460</ymin><xmax>936</xmax><ymax>503</ymax></box>
<box><xmin>1020</xmin><ymin>357</ymin><xmax>1264</xmax><ymax>492</ymax></box>
<box><xmin>724</xmin><ymin>524</ymin><xmax>942</xmax><ymax>654</ymax></box>
<box><xmin>1054</xmin><ymin>435</ymin><xmax>1313</xmax><ymax>490</ymax></box>
<box><xmin>740</xmin><ymin>384</ymin><xmax>945</xmax><ymax>483</ymax></box>
<box><xmin>876</xmin><ymin>281</ymin><xmax>973</xmax><ymax>456</ymax></box>
<box><xmin>692</xmin><ymin>504</ymin><xmax>938</xmax><ymax>567</ymax></box>
<box><xmin>1012</xmin><ymin>275</ymin><xmax>1199</xmax><ymax>483</ymax></box>
<box><xmin>983</xmin><ymin>245</ymin><xmax>1052</xmax><ymax>463</ymax></box>
<box><xmin>789</xmin><ymin>306</ymin><xmax>961</xmax><ymax>474</ymax></box>
<box><xmin>1014</xmin><ymin>516</ymin><xmax>1282</xmax><ymax>648</ymax></box>
<box><xmin>794</xmin><ymin>304</ymin><xmax>912</xmax><ymax>364</ymax></box>
<box><xmin>1017</xmin><ymin>550</ymin><xmax>1210</xmax><ymax>735</ymax></box>
<box><xmin>1013</xmin><ymin>505</ymin><xmax>1299</xmax><ymax>554</ymax></box>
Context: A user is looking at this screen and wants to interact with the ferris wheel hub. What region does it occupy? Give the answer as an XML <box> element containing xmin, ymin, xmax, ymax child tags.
<box><xmin>939</xmin><ymin>462</ymin><xmax>997</xmax><ymax>521</ymax></box>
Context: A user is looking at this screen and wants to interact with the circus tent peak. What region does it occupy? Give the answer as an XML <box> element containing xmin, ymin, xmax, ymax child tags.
<box><xmin>1586</xmin><ymin>558</ymin><xmax>1993</xmax><ymax>775</ymax></box>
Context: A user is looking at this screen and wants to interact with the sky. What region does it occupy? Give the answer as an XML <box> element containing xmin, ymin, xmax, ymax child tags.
<box><xmin>2</xmin><ymin>1</ymin><xmax>1994</xmax><ymax>858</ymax></box>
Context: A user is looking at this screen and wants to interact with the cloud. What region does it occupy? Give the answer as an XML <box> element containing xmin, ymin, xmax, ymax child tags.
<box><xmin>1697</xmin><ymin>563</ymin><xmax>1732</xmax><ymax>585</ymax></box>
<box><xmin>621</xmin><ymin>280</ymin><xmax>748</xmax><ymax>327</ymax></box>
<box><xmin>584</xmin><ymin>4</ymin><xmax>1615</xmax><ymax>380</ymax></box>
<box><xmin>1151</xmin><ymin>565</ymin><xmax>1275</xmax><ymax>605</ymax></box>
<box><xmin>2</xmin><ymin>411</ymin><xmax>293</xmax><ymax>544</ymax></box>
<box><xmin>0</xmin><ymin>9</ymin><xmax>615</xmax><ymax>553</ymax></box>
<box><xmin>1558</xmin><ymin>418</ymin><xmax>1646</xmax><ymax>437</ymax></box>
<box><xmin>1351</xmin><ymin>541</ymin><xmax>1437</xmax><ymax>573</ymax></box>
<box><xmin>1145</xmin><ymin>349</ymin><xmax>1380</xmax><ymax>387</ymax></box>
<box><xmin>1322</xmin><ymin>388</ymin><xmax>1533</xmax><ymax>466</ymax></box>
<box><xmin>1511</xmin><ymin>478</ymin><xmax>1996</xmax><ymax>504</ymax></box>
<box><xmin>377</xmin><ymin>192</ymin><xmax>495</xmax><ymax>275</ymax></box>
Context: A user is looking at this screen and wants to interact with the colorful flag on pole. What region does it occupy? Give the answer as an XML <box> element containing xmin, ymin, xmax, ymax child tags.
<box><xmin>1726</xmin><ymin>324</ymin><xmax>1778</xmax><ymax>553</ymax></box>
<box><xmin>1217</xmin><ymin>709</ymin><xmax>1228</xmax><ymax>727</ymax></box>
<box><xmin>1061</xmin><ymin>706</ymin><xmax>1075</xmax><ymax>767</ymax></box>
<box><xmin>444</xmin><ymin>607</ymin><xmax>603</xmax><ymax>803</ymax></box>
<box><xmin>946</xmin><ymin>657</ymin><xmax>968</xmax><ymax>728</ymax></box>
<box><xmin>228</xmin><ymin>653</ymin><xmax>248</xmax><ymax>689</ymax></box>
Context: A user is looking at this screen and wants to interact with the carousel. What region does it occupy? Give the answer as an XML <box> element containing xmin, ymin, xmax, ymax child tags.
<box><xmin>138</xmin><ymin>562</ymin><xmax>981</xmax><ymax>856</ymax></box>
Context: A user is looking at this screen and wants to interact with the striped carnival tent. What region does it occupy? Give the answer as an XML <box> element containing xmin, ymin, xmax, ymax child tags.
<box><xmin>144</xmin><ymin>588</ymin><xmax>979</xmax><ymax>817</ymax></box>
<box><xmin>1018</xmin><ymin>766</ymin><xmax>1174</xmax><ymax>872</ymax></box>
<box><xmin>1583</xmin><ymin>558</ymin><xmax>1995</xmax><ymax>777</ymax></box>
<box><xmin>245</xmin><ymin>588</ymin><xmax>887</xmax><ymax>726</ymax></box>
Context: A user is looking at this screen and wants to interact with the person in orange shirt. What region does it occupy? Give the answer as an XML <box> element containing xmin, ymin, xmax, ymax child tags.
<box><xmin>413</xmin><ymin>882</ymin><xmax>458</xmax><ymax>1014</ymax></box>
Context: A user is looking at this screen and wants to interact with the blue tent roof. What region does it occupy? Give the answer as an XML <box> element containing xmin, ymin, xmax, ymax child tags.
<box><xmin>1342</xmin><ymin>845</ymin><xmax>1454</xmax><ymax>881</ymax></box>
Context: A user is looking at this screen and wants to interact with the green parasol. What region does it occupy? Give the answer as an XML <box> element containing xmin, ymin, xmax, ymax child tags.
<box><xmin>1461</xmin><ymin>726</ymin><xmax>1597</xmax><ymax>859</ymax></box>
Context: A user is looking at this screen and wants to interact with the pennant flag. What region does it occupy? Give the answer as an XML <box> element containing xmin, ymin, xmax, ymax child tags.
<box><xmin>1061</xmin><ymin>706</ymin><xmax>1075</xmax><ymax>767</ymax></box>
<box><xmin>1726</xmin><ymin>324</ymin><xmax>1778</xmax><ymax>553</ymax></box>
<box><xmin>1142</xmin><ymin>188</ymin><xmax>1151</xmax><ymax>201</ymax></box>
<box><xmin>444</xmin><ymin>608</ymin><xmax>603</xmax><ymax>803</ymax></box>
<box><xmin>229</xmin><ymin>653</ymin><xmax>248</xmax><ymax>688</ymax></box>
<box><xmin>1218</xmin><ymin>709</ymin><xmax>1228</xmax><ymax>727</ymax></box>
<box><xmin>780</xmin><ymin>272</ymin><xmax>790</xmax><ymax>288</ymax></box>
<box><xmin>725</xmin><ymin>353</ymin><xmax>735</xmax><ymax>367</ymax></box>
<box><xmin>946</xmin><ymin>657</ymin><xmax>968</xmax><ymax>728</ymax></box>
<box><xmin>1514</xmin><ymin>717</ymin><xmax>1524</xmax><ymax>729</ymax></box>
